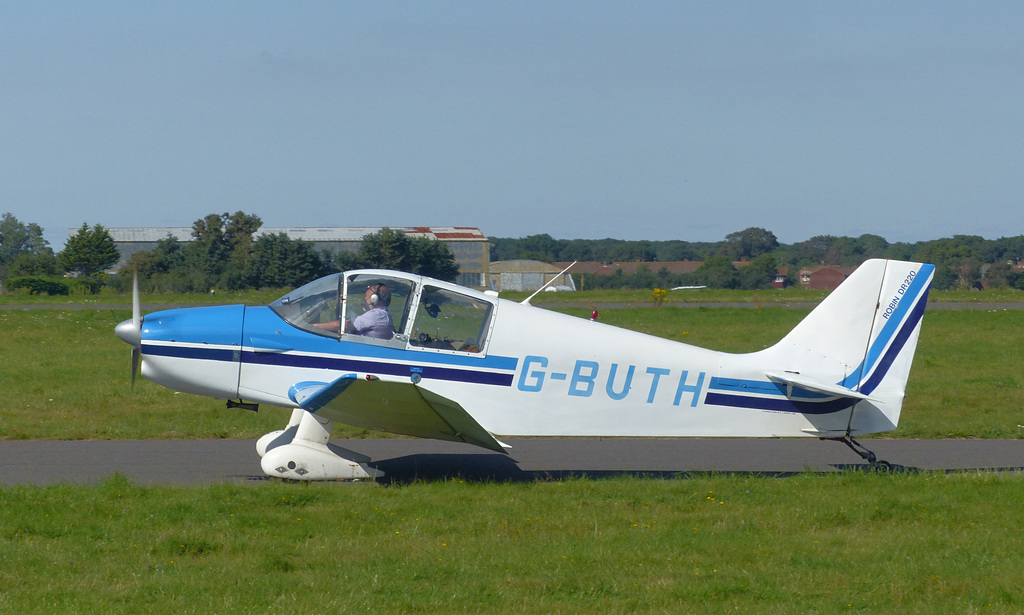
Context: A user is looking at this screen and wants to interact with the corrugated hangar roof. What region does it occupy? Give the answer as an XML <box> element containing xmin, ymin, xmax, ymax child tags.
<box><xmin>100</xmin><ymin>226</ymin><xmax>486</xmax><ymax>243</ymax></box>
<box><xmin>104</xmin><ymin>227</ymin><xmax>194</xmax><ymax>242</ymax></box>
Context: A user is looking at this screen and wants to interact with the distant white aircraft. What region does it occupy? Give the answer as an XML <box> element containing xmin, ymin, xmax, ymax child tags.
<box><xmin>116</xmin><ymin>258</ymin><xmax>934</xmax><ymax>479</ymax></box>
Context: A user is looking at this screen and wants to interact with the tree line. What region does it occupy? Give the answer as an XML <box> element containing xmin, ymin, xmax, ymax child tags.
<box><xmin>491</xmin><ymin>228</ymin><xmax>1024</xmax><ymax>291</ymax></box>
<box><xmin>0</xmin><ymin>212</ymin><xmax>459</xmax><ymax>295</ymax></box>
<box><xmin>3</xmin><ymin>212</ymin><xmax>1023</xmax><ymax>293</ymax></box>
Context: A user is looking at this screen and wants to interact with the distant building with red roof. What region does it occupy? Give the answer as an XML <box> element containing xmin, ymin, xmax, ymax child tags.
<box><xmin>797</xmin><ymin>265</ymin><xmax>857</xmax><ymax>290</ymax></box>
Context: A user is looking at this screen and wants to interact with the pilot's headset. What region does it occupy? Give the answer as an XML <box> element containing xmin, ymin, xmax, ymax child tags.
<box><xmin>367</xmin><ymin>283</ymin><xmax>385</xmax><ymax>307</ymax></box>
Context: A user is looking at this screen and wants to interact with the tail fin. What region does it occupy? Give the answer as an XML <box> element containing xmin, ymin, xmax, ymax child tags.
<box><xmin>765</xmin><ymin>259</ymin><xmax>934</xmax><ymax>436</ymax></box>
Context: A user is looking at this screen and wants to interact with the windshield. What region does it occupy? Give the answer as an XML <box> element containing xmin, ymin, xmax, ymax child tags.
<box><xmin>269</xmin><ymin>273</ymin><xmax>343</xmax><ymax>336</ymax></box>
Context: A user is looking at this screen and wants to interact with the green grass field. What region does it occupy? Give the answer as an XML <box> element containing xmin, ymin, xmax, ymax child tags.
<box><xmin>1</xmin><ymin>472</ymin><xmax>1023</xmax><ymax>613</ymax></box>
<box><xmin>2</xmin><ymin>292</ymin><xmax>1023</xmax><ymax>612</ymax></box>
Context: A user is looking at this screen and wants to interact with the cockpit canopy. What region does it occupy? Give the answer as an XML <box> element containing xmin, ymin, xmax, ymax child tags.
<box><xmin>269</xmin><ymin>270</ymin><xmax>496</xmax><ymax>355</ymax></box>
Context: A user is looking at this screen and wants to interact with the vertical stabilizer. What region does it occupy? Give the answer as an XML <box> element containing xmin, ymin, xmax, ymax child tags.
<box><xmin>764</xmin><ymin>259</ymin><xmax>934</xmax><ymax>435</ymax></box>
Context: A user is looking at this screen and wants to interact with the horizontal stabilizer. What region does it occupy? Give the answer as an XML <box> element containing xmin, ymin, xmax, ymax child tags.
<box><xmin>289</xmin><ymin>375</ymin><xmax>359</xmax><ymax>411</ymax></box>
<box><xmin>799</xmin><ymin>428</ymin><xmax>850</xmax><ymax>438</ymax></box>
<box><xmin>765</xmin><ymin>371</ymin><xmax>873</xmax><ymax>402</ymax></box>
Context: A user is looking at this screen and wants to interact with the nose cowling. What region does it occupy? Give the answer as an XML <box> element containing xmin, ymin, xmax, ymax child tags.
<box><xmin>131</xmin><ymin>305</ymin><xmax>246</xmax><ymax>400</ymax></box>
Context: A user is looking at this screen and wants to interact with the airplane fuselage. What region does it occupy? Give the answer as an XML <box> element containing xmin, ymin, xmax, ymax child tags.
<box><xmin>120</xmin><ymin>262</ymin><xmax>933</xmax><ymax>479</ymax></box>
<box><xmin>137</xmin><ymin>274</ymin><xmax>926</xmax><ymax>440</ymax></box>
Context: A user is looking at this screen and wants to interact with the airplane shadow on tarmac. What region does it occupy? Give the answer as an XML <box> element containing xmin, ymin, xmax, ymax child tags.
<box><xmin>369</xmin><ymin>454</ymin><xmax>928</xmax><ymax>485</ymax></box>
<box><xmin>373</xmin><ymin>455</ymin><xmax>1024</xmax><ymax>485</ymax></box>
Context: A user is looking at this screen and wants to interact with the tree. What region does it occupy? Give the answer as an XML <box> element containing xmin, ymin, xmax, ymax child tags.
<box><xmin>693</xmin><ymin>255</ymin><xmax>738</xmax><ymax>289</ymax></box>
<box><xmin>915</xmin><ymin>238</ymin><xmax>981</xmax><ymax>290</ymax></box>
<box><xmin>656</xmin><ymin>240</ymin><xmax>701</xmax><ymax>262</ymax></box>
<box><xmin>154</xmin><ymin>234</ymin><xmax>185</xmax><ymax>272</ymax></box>
<box><xmin>333</xmin><ymin>249</ymin><xmax>364</xmax><ymax>271</ymax></box>
<box><xmin>0</xmin><ymin>213</ymin><xmax>49</xmax><ymax>264</ymax></box>
<box><xmin>984</xmin><ymin>262</ymin><xmax>1014</xmax><ymax>289</ymax></box>
<box><xmin>0</xmin><ymin>213</ymin><xmax>55</xmax><ymax>278</ymax></box>
<box><xmin>248</xmin><ymin>233</ymin><xmax>326</xmax><ymax>288</ymax></box>
<box><xmin>59</xmin><ymin>223</ymin><xmax>119</xmax><ymax>277</ymax></box>
<box><xmin>630</xmin><ymin>263</ymin><xmax>657</xmax><ymax>288</ymax></box>
<box><xmin>724</xmin><ymin>227</ymin><xmax>779</xmax><ymax>260</ymax></box>
<box><xmin>796</xmin><ymin>235</ymin><xmax>836</xmax><ymax>264</ymax></box>
<box><xmin>356</xmin><ymin>228</ymin><xmax>460</xmax><ymax>280</ymax></box>
<box><xmin>408</xmin><ymin>236</ymin><xmax>460</xmax><ymax>281</ymax></box>
<box><xmin>358</xmin><ymin>228</ymin><xmax>414</xmax><ymax>270</ymax></box>
<box><xmin>737</xmin><ymin>253</ymin><xmax>778</xmax><ymax>290</ymax></box>
<box><xmin>185</xmin><ymin>211</ymin><xmax>262</xmax><ymax>289</ymax></box>
<box><xmin>9</xmin><ymin>252</ymin><xmax>60</xmax><ymax>277</ymax></box>
<box><xmin>607</xmin><ymin>241</ymin><xmax>657</xmax><ymax>262</ymax></box>
<box><xmin>986</xmin><ymin>236</ymin><xmax>1024</xmax><ymax>264</ymax></box>
<box><xmin>518</xmin><ymin>234</ymin><xmax>563</xmax><ymax>262</ymax></box>
<box><xmin>559</xmin><ymin>239</ymin><xmax>595</xmax><ymax>262</ymax></box>
<box><xmin>856</xmin><ymin>234</ymin><xmax>890</xmax><ymax>260</ymax></box>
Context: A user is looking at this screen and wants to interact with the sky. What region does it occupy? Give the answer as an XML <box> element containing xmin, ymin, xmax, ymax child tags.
<box><xmin>2</xmin><ymin>2</ymin><xmax>1023</xmax><ymax>251</ymax></box>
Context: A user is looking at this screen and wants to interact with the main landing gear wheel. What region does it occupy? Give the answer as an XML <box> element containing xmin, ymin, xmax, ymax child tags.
<box><xmin>256</xmin><ymin>409</ymin><xmax>383</xmax><ymax>481</ymax></box>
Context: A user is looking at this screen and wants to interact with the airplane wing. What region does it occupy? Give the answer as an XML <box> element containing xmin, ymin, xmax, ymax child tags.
<box><xmin>764</xmin><ymin>371</ymin><xmax>874</xmax><ymax>402</ymax></box>
<box><xmin>289</xmin><ymin>374</ymin><xmax>509</xmax><ymax>454</ymax></box>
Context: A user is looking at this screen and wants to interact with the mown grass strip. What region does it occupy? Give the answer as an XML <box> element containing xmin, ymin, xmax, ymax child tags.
<box><xmin>1</xmin><ymin>472</ymin><xmax>1022</xmax><ymax>613</ymax></box>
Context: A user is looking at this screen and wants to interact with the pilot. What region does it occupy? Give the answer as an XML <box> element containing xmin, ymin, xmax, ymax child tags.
<box><xmin>344</xmin><ymin>283</ymin><xmax>394</xmax><ymax>339</ymax></box>
<box><xmin>312</xmin><ymin>283</ymin><xmax>395</xmax><ymax>338</ymax></box>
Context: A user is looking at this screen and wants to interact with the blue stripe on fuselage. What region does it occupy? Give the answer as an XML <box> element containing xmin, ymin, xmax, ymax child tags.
<box><xmin>144</xmin><ymin>341</ymin><xmax>517</xmax><ymax>387</ymax></box>
<box><xmin>704</xmin><ymin>391</ymin><xmax>855</xmax><ymax>415</ymax></box>
<box><xmin>710</xmin><ymin>377</ymin><xmax>832</xmax><ymax>400</ymax></box>
<box><xmin>706</xmin><ymin>376</ymin><xmax>847</xmax><ymax>414</ymax></box>
<box><xmin>142</xmin><ymin>343</ymin><xmax>238</xmax><ymax>363</ymax></box>
<box><xmin>242</xmin><ymin>349</ymin><xmax>514</xmax><ymax>386</ymax></box>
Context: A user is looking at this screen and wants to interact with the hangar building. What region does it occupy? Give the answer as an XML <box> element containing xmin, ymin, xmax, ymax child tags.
<box><xmin>487</xmin><ymin>260</ymin><xmax>576</xmax><ymax>293</ymax></box>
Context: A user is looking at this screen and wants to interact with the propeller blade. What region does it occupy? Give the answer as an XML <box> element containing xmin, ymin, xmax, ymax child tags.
<box><xmin>132</xmin><ymin>265</ymin><xmax>141</xmax><ymax>333</ymax></box>
<box><xmin>129</xmin><ymin>266</ymin><xmax>141</xmax><ymax>390</ymax></box>
<box><xmin>131</xmin><ymin>346</ymin><xmax>140</xmax><ymax>390</ymax></box>
<box><xmin>114</xmin><ymin>267</ymin><xmax>145</xmax><ymax>391</ymax></box>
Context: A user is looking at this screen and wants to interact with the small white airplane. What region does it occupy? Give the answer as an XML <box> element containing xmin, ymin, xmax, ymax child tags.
<box><xmin>115</xmin><ymin>258</ymin><xmax>934</xmax><ymax>479</ymax></box>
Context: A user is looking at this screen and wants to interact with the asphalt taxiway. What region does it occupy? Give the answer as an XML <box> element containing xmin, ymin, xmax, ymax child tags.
<box><xmin>1</xmin><ymin>438</ymin><xmax>1022</xmax><ymax>486</ymax></box>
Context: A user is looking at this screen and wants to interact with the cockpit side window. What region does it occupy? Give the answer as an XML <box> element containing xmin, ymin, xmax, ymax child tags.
<box><xmin>409</xmin><ymin>286</ymin><xmax>493</xmax><ymax>354</ymax></box>
<box><xmin>342</xmin><ymin>274</ymin><xmax>416</xmax><ymax>344</ymax></box>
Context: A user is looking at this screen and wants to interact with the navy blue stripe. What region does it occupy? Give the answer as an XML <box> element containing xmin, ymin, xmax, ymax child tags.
<box><xmin>145</xmin><ymin>343</ymin><xmax>514</xmax><ymax>387</ymax></box>
<box><xmin>842</xmin><ymin>263</ymin><xmax>934</xmax><ymax>389</ymax></box>
<box><xmin>859</xmin><ymin>285</ymin><xmax>930</xmax><ymax>395</ymax></box>
<box><xmin>709</xmin><ymin>377</ymin><xmax>832</xmax><ymax>400</ymax></box>
<box><xmin>142</xmin><ymin>344</ymin><xmax>238</xmax><ymax>362</ymax></box>
<box><xmin>241</xmin><ymin>350</ymin><xmax>514</xmax><ymax>386</ymax></box>
<box><xmin>705</xmin><ymin>392</ymin><xmax>856</xmax><ymax>415</ymax></box>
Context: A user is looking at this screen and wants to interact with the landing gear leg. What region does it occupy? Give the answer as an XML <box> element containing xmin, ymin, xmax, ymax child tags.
<box><xmin>256</xmin><ymin>410</ymin><xmax>383</xmax><ymax>481</ymax></box>
<box><xmin>827</xmin><ymin>436</ymin><xmax>891</xmax><ymax>470</ymax></box>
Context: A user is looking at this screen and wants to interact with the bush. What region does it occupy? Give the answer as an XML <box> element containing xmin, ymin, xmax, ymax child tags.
<box><xmin>67</xmin><ymin>277</ymin><xmax>105</xmax><ymax>295</ymax></box>
<box><xmin>6</xmin><ymin>276</ymin><xmax>70</xmax><ymax>295</ymax></box>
